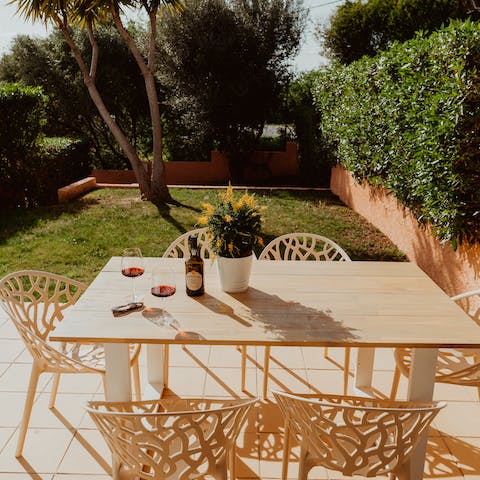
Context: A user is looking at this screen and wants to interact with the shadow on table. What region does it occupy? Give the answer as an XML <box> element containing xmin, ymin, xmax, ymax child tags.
<box><xmin>194</xmin><ymin>287</ymin><xmax>360</xmax><ymax>344</ymax></box>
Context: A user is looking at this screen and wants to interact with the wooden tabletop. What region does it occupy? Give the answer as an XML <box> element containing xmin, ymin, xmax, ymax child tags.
<box><xmin>50</xmin><ymin>258</ymin><xmax>480</xmax><ymax>348</ymax></box>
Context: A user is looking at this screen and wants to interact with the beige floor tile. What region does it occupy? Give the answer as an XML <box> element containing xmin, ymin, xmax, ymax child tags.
<box><xmin>433</xmin><ymin>383</ymin><xmax>480</xmax><ymax>402</ymax></box>
<box><xmin>28</xmin><ymin>393</ymin><xmax>93</xmax><ymax>430</ymax></box>
<box><xmin>204</xmin><ymin>367</ymin><xmax>258</xmax><ymax>397</ymax></box>
<box><xmin>0</xmin><ymin>363</ymin><xmax>9</xmax><ymax>378</ymax></box>
<box><xmin>0</xmin><ymin>364</ymin><xmax>50</xmax><ymax>393</ymax></box>
<box><xmin>302</xmin><ymin>346</ymin><xmax>347</xmax><ymax>370</ymax></box>
<box><xmin>57</xmin><ymin>429</ymin><xmax>111</xmax><ymax>476</ymax></box>
<box><xmin>263</xmin><ymin>368</ymin><xmax>311</xmax><ymax>399</ymax></box>
<box><xmin>0</xmin><ymin>427</ymin><xmax>15</xmax><ymax>453</ymax></box>
<box><xmin>208</xmin><ymin>345</ymin><xmax>245</xmax><ymax>368</ymax></box>
<box><xmin>0</xmin><ymin>320</ymin><xmax>20</xmax><ymax>339</ymax></box>
<box><xmin>169</xmin><ymin>344</ymin><xmax>211</xmax><ymax>367</ymax></box>
<box><xmin>0</xmin><ymin>391</ymin><xmax>39</xmax><ymax>428</ymax></box>
<box><xmin>53</xmin><ymin>475</ymin><xmax>111</xmax><ymax>479</ymax></box>
<box><xmin>12</xmin><ymin>348</ymin><xmax>34</xmax><ymax>364</ymax></box>
<box><xmin>267</xmin><ymin>347</ymin><xmax>306</xmax><ymax>370</ymax></box>
<box><xmin>0</xmin><ymin>474</ymin><xmax>51</xmax><ymax>479</ymax></box>
<box><xmin>0</xmin><ymin>339</ymin><xmax>25</xmax><ymax>363</ymax></box>
<box><xmin>434</xmin><ymin>401</ymin><xmax>480</xmax><ymax>437</ymax></box>
<box><xmin>163</xmin><ymin>366</ymin><xmax>207</xmax><ymax>397</ymax></box>
<box><xmin>0</xmin><ymin>427</ymin><xmax>73</xmax><ymax>473</ymax></box>
<box><xmin>305</xmin><ymin>369</ymin><xmax>346</xmax><ymax>395</ymax></box>
<box><xmin>54</xmin><ymin>374</ymin><xmax>103</xmax><ymax>396</ymax></box>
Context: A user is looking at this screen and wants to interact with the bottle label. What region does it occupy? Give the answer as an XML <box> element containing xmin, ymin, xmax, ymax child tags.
<box><xmin>186</xmin><ymin>271</ymin><xmax>203</xmax><ymax>291</ymax></box>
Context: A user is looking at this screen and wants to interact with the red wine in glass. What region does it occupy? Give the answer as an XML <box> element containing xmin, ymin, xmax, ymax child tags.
<box><xmin>121</xmin><ymin>248</ymin><xmax>145</xmax><ymax>302</ymax></box>
<box><xmin>122</xmin><ymin>267</ymin><xmax>145</xmax><ymax>278</ymax></box>
<box><xmin>151</xmin><ymin>285</ymin><xmax>176</xmax><ymax>297</ymax></box>
<box><xmin>149</xmin><ymin>268</ymin><xmax>176</xmax><ymax>326</ymax></box>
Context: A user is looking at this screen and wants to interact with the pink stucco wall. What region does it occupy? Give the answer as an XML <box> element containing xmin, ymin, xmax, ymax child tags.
<box><xmin>331</xmin><ymin>166</ymin><xmax>480</xmax><ymax>313</ymax></box>
<box><xmin>91</xmin><ymin>143</ymin><xmax>298</xmax><ymax>185</ymax></box>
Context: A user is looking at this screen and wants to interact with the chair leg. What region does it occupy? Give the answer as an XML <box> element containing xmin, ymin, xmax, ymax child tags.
<box><xmin>163</xmin><ymin>345</ymin><xmax>169</xmax><ymax>389</ymax></box>
<box><xmin>263</xmin><ymin>346</ymin><xmax>271</xmax><ymax>399</ymax></box>
<box><xmin>230</xmin><ymin>443</ymin><xmax>237</xmax><ymax>480</ymax></box>
<box><xmin>324</xmin><ymin>346</ymin><xmax>329</xmax><ymax>358</ymax></box>
<box><xmin>100</xmin><ymin>372</ymin><xmax>107</xmax><ymax>398</ymax></box>
<box><xmin>390</xmin><ymin>366</ymin><xmax>401</xmax><ymax>400</ymax></box>
<box><xmin>16</xmin><ymin>361</ymin><xmax>42</xmax><ymax>457</ymax></box>
<box><xmin>281</xmin><ymin>421</ymin><xmax>291</xmax><ymax>480</ymax></box>
<box><xmin>343</xmin><ymin>347</ymin><xmax>351</xmax><ymax>395</ymax></box>
<box><xmin>241</xmin><ymin>346</ymin><xmax>247</xmax><ymax>391</ymax></box>
<box><xmin>132</xmin><ymin>357</ymin><xmax>141</xmax><ymax>401</ymax></box>
<box><xmin>49</xmin><ymin>372</ymin><xmax>61</xmax><ymax>409</ymax></box>
<box><xmin>298</xmin><ymin>447</ymin><xmax>313</xmax><ymax>480</ymax></box>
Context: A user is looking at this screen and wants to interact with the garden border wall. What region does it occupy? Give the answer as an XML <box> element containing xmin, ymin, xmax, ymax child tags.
<box><xmin>331</xmin><ymin>166</ymin><xmax>480</xmax><ymax>302</ymax></box>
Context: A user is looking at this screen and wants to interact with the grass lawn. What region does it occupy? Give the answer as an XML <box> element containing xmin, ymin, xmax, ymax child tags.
<box><xmin>0</xmin><ymin>187</ymin><xmax>406</xmax><ymax>284</ymax></box>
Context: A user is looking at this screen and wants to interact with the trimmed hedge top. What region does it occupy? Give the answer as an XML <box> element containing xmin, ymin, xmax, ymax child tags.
<box><xmin>313</xmin><ymin>19</ymin><xmax>480</xmax><ymax>247</ymax></box>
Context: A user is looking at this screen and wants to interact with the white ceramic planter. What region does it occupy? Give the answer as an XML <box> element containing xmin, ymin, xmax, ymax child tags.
<box><xmin>216</xmin><ymin>254</ymin><xmax>253</xmax><ymax>293</ymax></box>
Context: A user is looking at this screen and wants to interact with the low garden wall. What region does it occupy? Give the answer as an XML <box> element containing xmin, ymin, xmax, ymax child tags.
<box><xmin>92</xmin><ymin>142</ymin><xmax>298</xmax><ymax>185</ymax></box>
<box><xmin>331</xmin><ymin>166</ymin><xmax>480</xmax><ymax>309</ymax></box>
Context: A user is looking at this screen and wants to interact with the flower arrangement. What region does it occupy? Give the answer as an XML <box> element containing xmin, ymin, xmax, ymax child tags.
<box><xmin>198</xmin><ymin>185</ymin><xmax>264</xmax><ymax>258</ymax></box>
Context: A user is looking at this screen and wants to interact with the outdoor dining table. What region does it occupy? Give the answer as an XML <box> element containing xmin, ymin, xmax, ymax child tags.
<box><xmin>51</xmin><ymin>256</ymin><xmax>480</xmax><ymax>480</ymax></box>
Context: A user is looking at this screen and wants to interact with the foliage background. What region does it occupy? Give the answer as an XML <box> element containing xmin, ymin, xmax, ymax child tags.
<box><xmin>318</xmin><ymin>0</ymin><xmax>474</xmax><ymax>64</ymax></box>
<box><xmin>312</xmin><ymin>20</ymin><xmax>480</xmax><ymax>246</ymax></box>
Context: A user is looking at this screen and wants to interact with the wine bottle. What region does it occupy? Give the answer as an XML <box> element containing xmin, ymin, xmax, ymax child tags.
<box><xmin>185</xmin><ymin>235</ymin><xmax>205</xmax><ymax>296</ymax></box>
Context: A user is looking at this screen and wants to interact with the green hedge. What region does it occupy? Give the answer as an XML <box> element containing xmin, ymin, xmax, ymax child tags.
<box><xmin>0</xmin><ymin>83</ymin><xmax>91</xmax><ymax>207</ymax></box>
<box><xmin>313</xmin><ymin>20</ymin><xmax>480</xmax><ymax>247</ymax></box>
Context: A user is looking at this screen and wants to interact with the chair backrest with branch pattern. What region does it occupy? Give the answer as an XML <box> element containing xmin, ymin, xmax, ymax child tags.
<box><xmin>163</xmin><ymin>228</ymin><xmax>214</xmax><ymax>259</ymax></box>
<box><xmin>259</xmin><ymin>233</ymin><xmax>350</xmax><ymax>261</ymax></box>
<box><xmin>86</xmin><ymin>397</ymin><xmax>257</xmax><ymax>480</ymax></box>
<box><xmin>0</xmin><ymin>270</ymin><xmax>86</xmax><ymax>340</ymax></box>
<box><xmin>273</xmin><ymin>391</ymin><xmax>444</xmax><ymax>478</ymax></box>
<box><xmin>0</xmin><ymin>271</ymin><xmax>97</xmax><ymax>373</ymax></box>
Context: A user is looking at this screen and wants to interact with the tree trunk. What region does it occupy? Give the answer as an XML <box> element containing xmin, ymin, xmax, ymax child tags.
<box><xmin>58</xmin><ymin>23</ymin><xmax>155</xmax><ymax>199</ymax></box>
<box><xmin>111</xmin><ymin>8</ymin><xmax>173</xmax><ymax>206</ymax></box>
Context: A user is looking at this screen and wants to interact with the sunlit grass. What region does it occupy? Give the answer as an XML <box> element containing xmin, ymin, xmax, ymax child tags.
<box><xmin>0</xmin><ymin>188</ymin><xmax>406</xmax><ymax>284</ymax></box>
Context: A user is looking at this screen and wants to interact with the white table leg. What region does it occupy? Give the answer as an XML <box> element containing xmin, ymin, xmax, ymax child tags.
<box><xmin>144</xmin><ymin>344</ymin><xmax>166</xmax><ymax>400</ymax></box>
<box><xmin>354</xmin><ymin>347</ymin><xmax>375</xmax><ymax>396</ymax></box>
<box><xmin>406</xmin><ymin>347</ymin><xmax>438</xmax><ymax>480</ymax></box>
<box><xmin>103</xmin><ymin>343</ymin><xmax>132</xmax><ymax>480</ymax></box>
<box><xmin>104</xmin><ymin>343</ymin><xmax>132</xmax><ymax>401</ymax></box>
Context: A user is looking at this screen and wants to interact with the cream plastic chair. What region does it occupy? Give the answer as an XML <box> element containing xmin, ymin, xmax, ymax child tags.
<box><xmin>255</xmin><ymin>233</ymin><xmax>351</xmax><ymax>398</ymax></box>
<box><xmin>273</xmin><ymin>390</ymin><xmax>445</xmax><ymax>480</ymax></box>
<box><xmin>0</xmin><ymin>270</ymin><xmax>141</xmax><ymax>457</ymax></box>
<box><xmin>390</xmin><ymin>289</ymin><xmax>480</xmax><ymax>401</ymax></box>
<box><xmin>163</xmin><ymin>227</ymin><xmax>214</xmax><ymax>259</ymax></box>
<box><xmin>86</xmin><ymin>397</ymin><xmax>257</xmax><ymax>480</ymax></box>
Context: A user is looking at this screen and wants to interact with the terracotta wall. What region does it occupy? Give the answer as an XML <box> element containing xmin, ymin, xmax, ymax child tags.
<box><xmin>92</xmin><ymin>143</ymin><xmax>298</xmax><ymax>185</ymax></box>
<box><xmin>331</xmin><ymin>166</ymin><xmax>480</xmax><ymax>312</ymax></box>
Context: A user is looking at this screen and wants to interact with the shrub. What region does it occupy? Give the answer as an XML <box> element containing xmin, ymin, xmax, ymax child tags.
<box><xmin>287</xmin><ymin>72</ymin><xmax>335</xmax><ymax>187</ymax></box>
<box><xmin>313</xmin><ymin>20</ymin><xmax>480</xmax><ymax>246</ymax></box>
<box><xmin>0</xmin><ymin>83</ymin><xmax>47</xmax><ymax>207</ymax></box>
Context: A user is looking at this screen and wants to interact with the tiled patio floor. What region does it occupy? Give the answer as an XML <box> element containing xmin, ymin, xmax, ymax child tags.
<box><xmin>1</xmin><ymin>308</ymin><xmax>480</xmax><ymax>479</ymax></box>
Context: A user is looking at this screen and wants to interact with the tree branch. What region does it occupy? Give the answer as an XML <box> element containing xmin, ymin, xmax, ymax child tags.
<box><xmin>86</xmin><ymin>20</ymin><xmax>99</xmax><ymax>79</ymax></box>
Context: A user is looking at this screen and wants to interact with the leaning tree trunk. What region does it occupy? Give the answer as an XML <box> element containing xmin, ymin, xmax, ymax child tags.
<box><xmin>58</xmin><ymin>21</ymin><xmax>157</xmax><ymax>200</ymax></box>
<box><xmin>112</xmin><ymin>7</ymin><xmax>173</xmax><ymax>206</ymax></box>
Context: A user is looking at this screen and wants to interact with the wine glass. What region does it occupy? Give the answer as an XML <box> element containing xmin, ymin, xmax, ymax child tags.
<box><xmin>147</xmin><ymin>267</ymin><xmax>176</xmax><ymax>326</ymax></box>
<box><xmin>121</xmin><ymin>247</ymin><xmax>145</xmax><ymax>302</ymax></box>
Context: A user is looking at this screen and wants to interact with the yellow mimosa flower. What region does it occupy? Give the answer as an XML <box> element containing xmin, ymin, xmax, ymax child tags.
<box><xmin>201</xmin><ymin>203</ymin><xmax>215</xmax><ymax>215</ymax></box>
<box><xmin>224</xmin><ymin>214</ymin><xmax>233</xmax><ymax>222</ymax></box>
<box><xmin>198</xmin><ymin>215</ymin><xmax>208</xmax><ymax>226</ymax></box>
<box><xmin>228</xmin><ymin>242</ymin><xmax>234</xmax><ymax>253</ymax></box>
